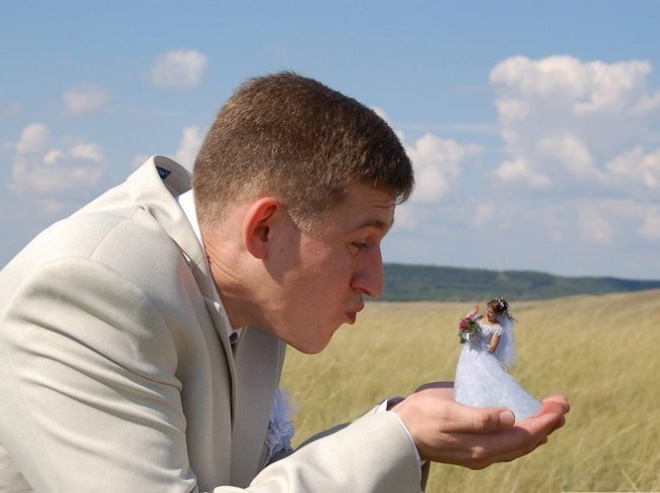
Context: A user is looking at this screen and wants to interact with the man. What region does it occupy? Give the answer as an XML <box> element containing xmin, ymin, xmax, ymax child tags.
<box><xmin>0</xmin><ymin>72</ymin><xmax>568</xmax><ymax>492</ymax></box>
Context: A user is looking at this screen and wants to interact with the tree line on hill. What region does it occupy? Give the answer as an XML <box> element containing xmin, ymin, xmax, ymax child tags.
<box><xmin>380</xmin><ymin>263</ymin><xmax>660</xmax><ymax>301</ymax></box>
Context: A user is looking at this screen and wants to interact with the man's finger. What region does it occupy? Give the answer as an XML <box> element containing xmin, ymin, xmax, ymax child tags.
<box><xmin>438</xmin><ymin>401</ymin><xmax>516</xmax><ymax>433</ymax></box>
<box><xmin>540</xmin><ymin>394</ymin><xmax>570</xmax><ymax>414</ymax></box>
<box><xmin>470</xmin><ymin>407</ymin><xmax>515</xmax><ymax>432</ymax></box>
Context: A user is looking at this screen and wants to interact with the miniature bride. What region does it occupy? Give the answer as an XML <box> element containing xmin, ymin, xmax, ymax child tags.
<box><xmin>454</xmin><ymin>297</ymin><xmax>541</xmax><ymax>421</ymax></box>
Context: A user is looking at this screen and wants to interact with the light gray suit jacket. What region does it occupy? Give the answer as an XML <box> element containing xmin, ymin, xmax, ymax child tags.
<box><xmin>0</xmin><ymin>156</ymin><xmax>422</xmax><ymax>492</ymax></box>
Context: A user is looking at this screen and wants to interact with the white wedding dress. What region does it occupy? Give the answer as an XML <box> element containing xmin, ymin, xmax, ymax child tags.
<box><xmin>454</xmin><ymin>316</ymin><xmax>541</xmax><ymax>421</ymax></box>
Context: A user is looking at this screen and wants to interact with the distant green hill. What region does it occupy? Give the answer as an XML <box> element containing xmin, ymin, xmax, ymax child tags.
<box><xmin>381</xmin><ymin>263</ymin><xmax>660</xmax><ymax>301</ymax></box>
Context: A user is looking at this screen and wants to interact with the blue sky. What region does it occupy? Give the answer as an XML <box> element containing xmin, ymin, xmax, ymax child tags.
<box><xmin>2</xmin><ymin>1</ymin><xmax>660</xmax><ymax>279</ymax></box>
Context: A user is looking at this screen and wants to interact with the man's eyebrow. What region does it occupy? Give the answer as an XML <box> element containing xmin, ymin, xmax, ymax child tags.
<box><xmin>356</xmin><ymin>217</ymin><xmax>394</xmax><ymax>232</ymax></box>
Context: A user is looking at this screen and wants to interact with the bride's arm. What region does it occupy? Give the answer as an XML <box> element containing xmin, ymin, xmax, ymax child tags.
<box><xmin>466</xmin><ymin>305</ymin><xmax>479</xmax><ymax>318</ymax></box>
<box><xmin>488</xmin><ymin>334</ymin><xmax>500</xmax><ymax>353</ymax></box>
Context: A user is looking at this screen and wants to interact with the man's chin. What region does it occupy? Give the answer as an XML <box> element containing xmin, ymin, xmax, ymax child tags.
<box><xmin>289</xmin><ymin>329</ymin><xmax>337</xmax><ymax>355</ymax></box>
<box><xmin>293</xmin><ymin>338</ymin><xmax>331</xmax><ymax>355</ymax></box>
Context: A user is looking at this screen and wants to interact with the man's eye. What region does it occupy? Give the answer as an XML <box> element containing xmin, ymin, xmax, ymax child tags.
<box><xmin>351</xmin><ymin>241</ymin><xmax>368</xmax><ymax>251</ymax></box>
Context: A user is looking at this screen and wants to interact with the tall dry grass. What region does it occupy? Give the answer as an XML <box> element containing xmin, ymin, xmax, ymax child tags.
<box><xmin>280</xmin><ymin>290</ymin><xmax>660</xmax><ymax>492</ymax></box>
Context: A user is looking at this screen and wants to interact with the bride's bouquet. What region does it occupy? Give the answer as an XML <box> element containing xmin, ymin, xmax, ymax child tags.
<box><xmin>458</xmin><ymin>317</ymin><xmax>480</xmax><ymax>344</ymax></box>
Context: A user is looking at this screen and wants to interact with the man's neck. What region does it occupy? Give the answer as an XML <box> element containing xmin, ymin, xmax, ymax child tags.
<box><xmin>177</xmin><ymin>190</ymin><xmax>245</xmax><ymax>336</ymax></box>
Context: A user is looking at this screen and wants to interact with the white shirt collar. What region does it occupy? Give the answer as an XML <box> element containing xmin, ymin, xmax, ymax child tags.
<box><xmin>177</xmin><ymin>190</ymin><xmax>241</xmax><ymax>341</ymax></box>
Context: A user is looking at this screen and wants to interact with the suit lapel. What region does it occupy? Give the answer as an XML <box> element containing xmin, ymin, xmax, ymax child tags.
<box><xmin>230</xmin><ymin>327</ymin><xmax>285</xmax><ymax>487</ymax></box>
<box><xmin>203</xmin><ymin>297</ymin><xmax>238</xmax><ymax>414</ymax></box>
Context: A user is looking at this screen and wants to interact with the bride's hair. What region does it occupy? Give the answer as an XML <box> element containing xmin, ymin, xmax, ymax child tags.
<box><xmin>487</xmin><ymin>297</ymin><xmax>511</xmax><ymax>317</ymax></box>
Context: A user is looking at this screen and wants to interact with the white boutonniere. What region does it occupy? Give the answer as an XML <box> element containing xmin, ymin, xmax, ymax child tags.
<box><xmin>264</xmin><ymin>388</ymin><xmax>295</xmax><ymax>464</ymax></box>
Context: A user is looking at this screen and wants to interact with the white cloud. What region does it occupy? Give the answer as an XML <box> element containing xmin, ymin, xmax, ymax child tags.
<box><xmin>174</xmin><ymin>125</ymin><xmax>204</xmax><ymax>170</ymax></box>
<box><xmin>495</xmin><ymin>158</ymin><xmax>551</xmax><ymax>188</ymax></box>
<box><xmin>69</xmin><ymin>142</ymin><xmax>104</xmax><ymax>162</ymax></box>
<box><xmin>536</xmin><ymin>134</ymin><xmax>599</xmax><ymax>180</ymax></box>
<box><xmin>150</xmin><ymin>49</ymin><xmax>208</xmax><ymax>88</ymax></box>
<box><xmin>15</xmin><ymin>123</ymin><xmax>51</xmax><ymax>154</ymax></box>
<box><xmin>406</xmin><ymin>133</ymin><xmax>481</xmax><ymax>203</ymax></box>
<box><xmin>491</xmin><ymin>56</ymin><xmax>653</xmax><ymax>115</ymax></box>
<box><xmin>490</xmin><ymin>55</ymin><xmax>660</xmax><ymax>195</ymax></box>
<box><xmin>607</xmin><ymin>147</ymin><xmax>660</xmax><ymax>189</ymax></box>
<box><xmin>43</xmin><ymin>148</ymin><xmax>64</xmax><ymax>166</ymax></box>
<box><xmin>10</xmin><ymin>123</ymin><xmax>106</xmax><ymax>195</ymax></box>
<box><xmin>62</xmin><ymin>82</ymin><xmax>110</xmax><ymax>116</ymax></box>
<box><xmin>544</xmin><ymin>198</ymin><xmax>660</xmax><ymax>246</ymax></box>
<box><xmin>632</xmin><ymin>91</ymin><xmax>660</xmax><ymax>115</ymax></box>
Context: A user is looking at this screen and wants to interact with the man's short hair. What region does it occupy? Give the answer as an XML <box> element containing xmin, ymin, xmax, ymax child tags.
<box><xmin>192</xmin><ymin>72</ymin><xmax>414</xmax><ymax>231</ymax></box>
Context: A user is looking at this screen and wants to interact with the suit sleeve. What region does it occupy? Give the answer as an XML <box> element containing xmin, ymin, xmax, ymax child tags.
<box><xmin>0</xmin><ymin>258</ymin><xmax>422</xmax><ymax>493</ymax></box>
<box><xmin>249</xmin><ymin>409</ymin><xmax>425</xmax><ymax>492</ymax></box>
<box><xmin>0</xmin><ymin>258</ymin><xmax>201</xmax><ymax>492</ymax></box>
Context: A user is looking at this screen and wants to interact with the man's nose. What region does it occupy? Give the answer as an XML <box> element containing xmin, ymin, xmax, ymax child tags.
<box><xmin>351</xmin><ymin>248</ymin><xmax>385</xmax><ymax>298</ymax></box>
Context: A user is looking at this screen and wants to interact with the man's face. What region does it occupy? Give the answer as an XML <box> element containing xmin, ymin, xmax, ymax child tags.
<box><xmin>264</xmin><ymin>183</ymin><xmax>396</xmax><ymax>354</ymax></box>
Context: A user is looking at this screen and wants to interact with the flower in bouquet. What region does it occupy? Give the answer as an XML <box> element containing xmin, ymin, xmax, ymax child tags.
<box><xmin>458</xmin><ymin>317</ymin><xmax>480</xmax><ymax>344</ymax></box>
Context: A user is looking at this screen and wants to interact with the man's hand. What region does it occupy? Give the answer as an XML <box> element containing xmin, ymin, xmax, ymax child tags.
<box><xmin>392</xmin><ymin>382</ymin><xmax>568</xmax><ymax>469</ymax></box>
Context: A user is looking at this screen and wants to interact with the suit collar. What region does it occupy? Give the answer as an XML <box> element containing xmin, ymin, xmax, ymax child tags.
<box><xmin>125</xmin><ymin>156</ymin><xmax>215</xmax><ymax>298</ymax></box>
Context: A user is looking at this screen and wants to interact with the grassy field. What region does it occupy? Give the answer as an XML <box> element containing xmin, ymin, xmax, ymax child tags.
<box><xmin>280</xmin><ymin>290</ymin><xmax>660</xmax><ymax>492</ymax></box>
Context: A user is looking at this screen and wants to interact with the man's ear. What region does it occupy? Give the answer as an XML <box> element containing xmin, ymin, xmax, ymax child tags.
<box><xmin>242</xmin><ymin>197</ymin><xmax>284</xmax><ymax>259</ymax></box>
